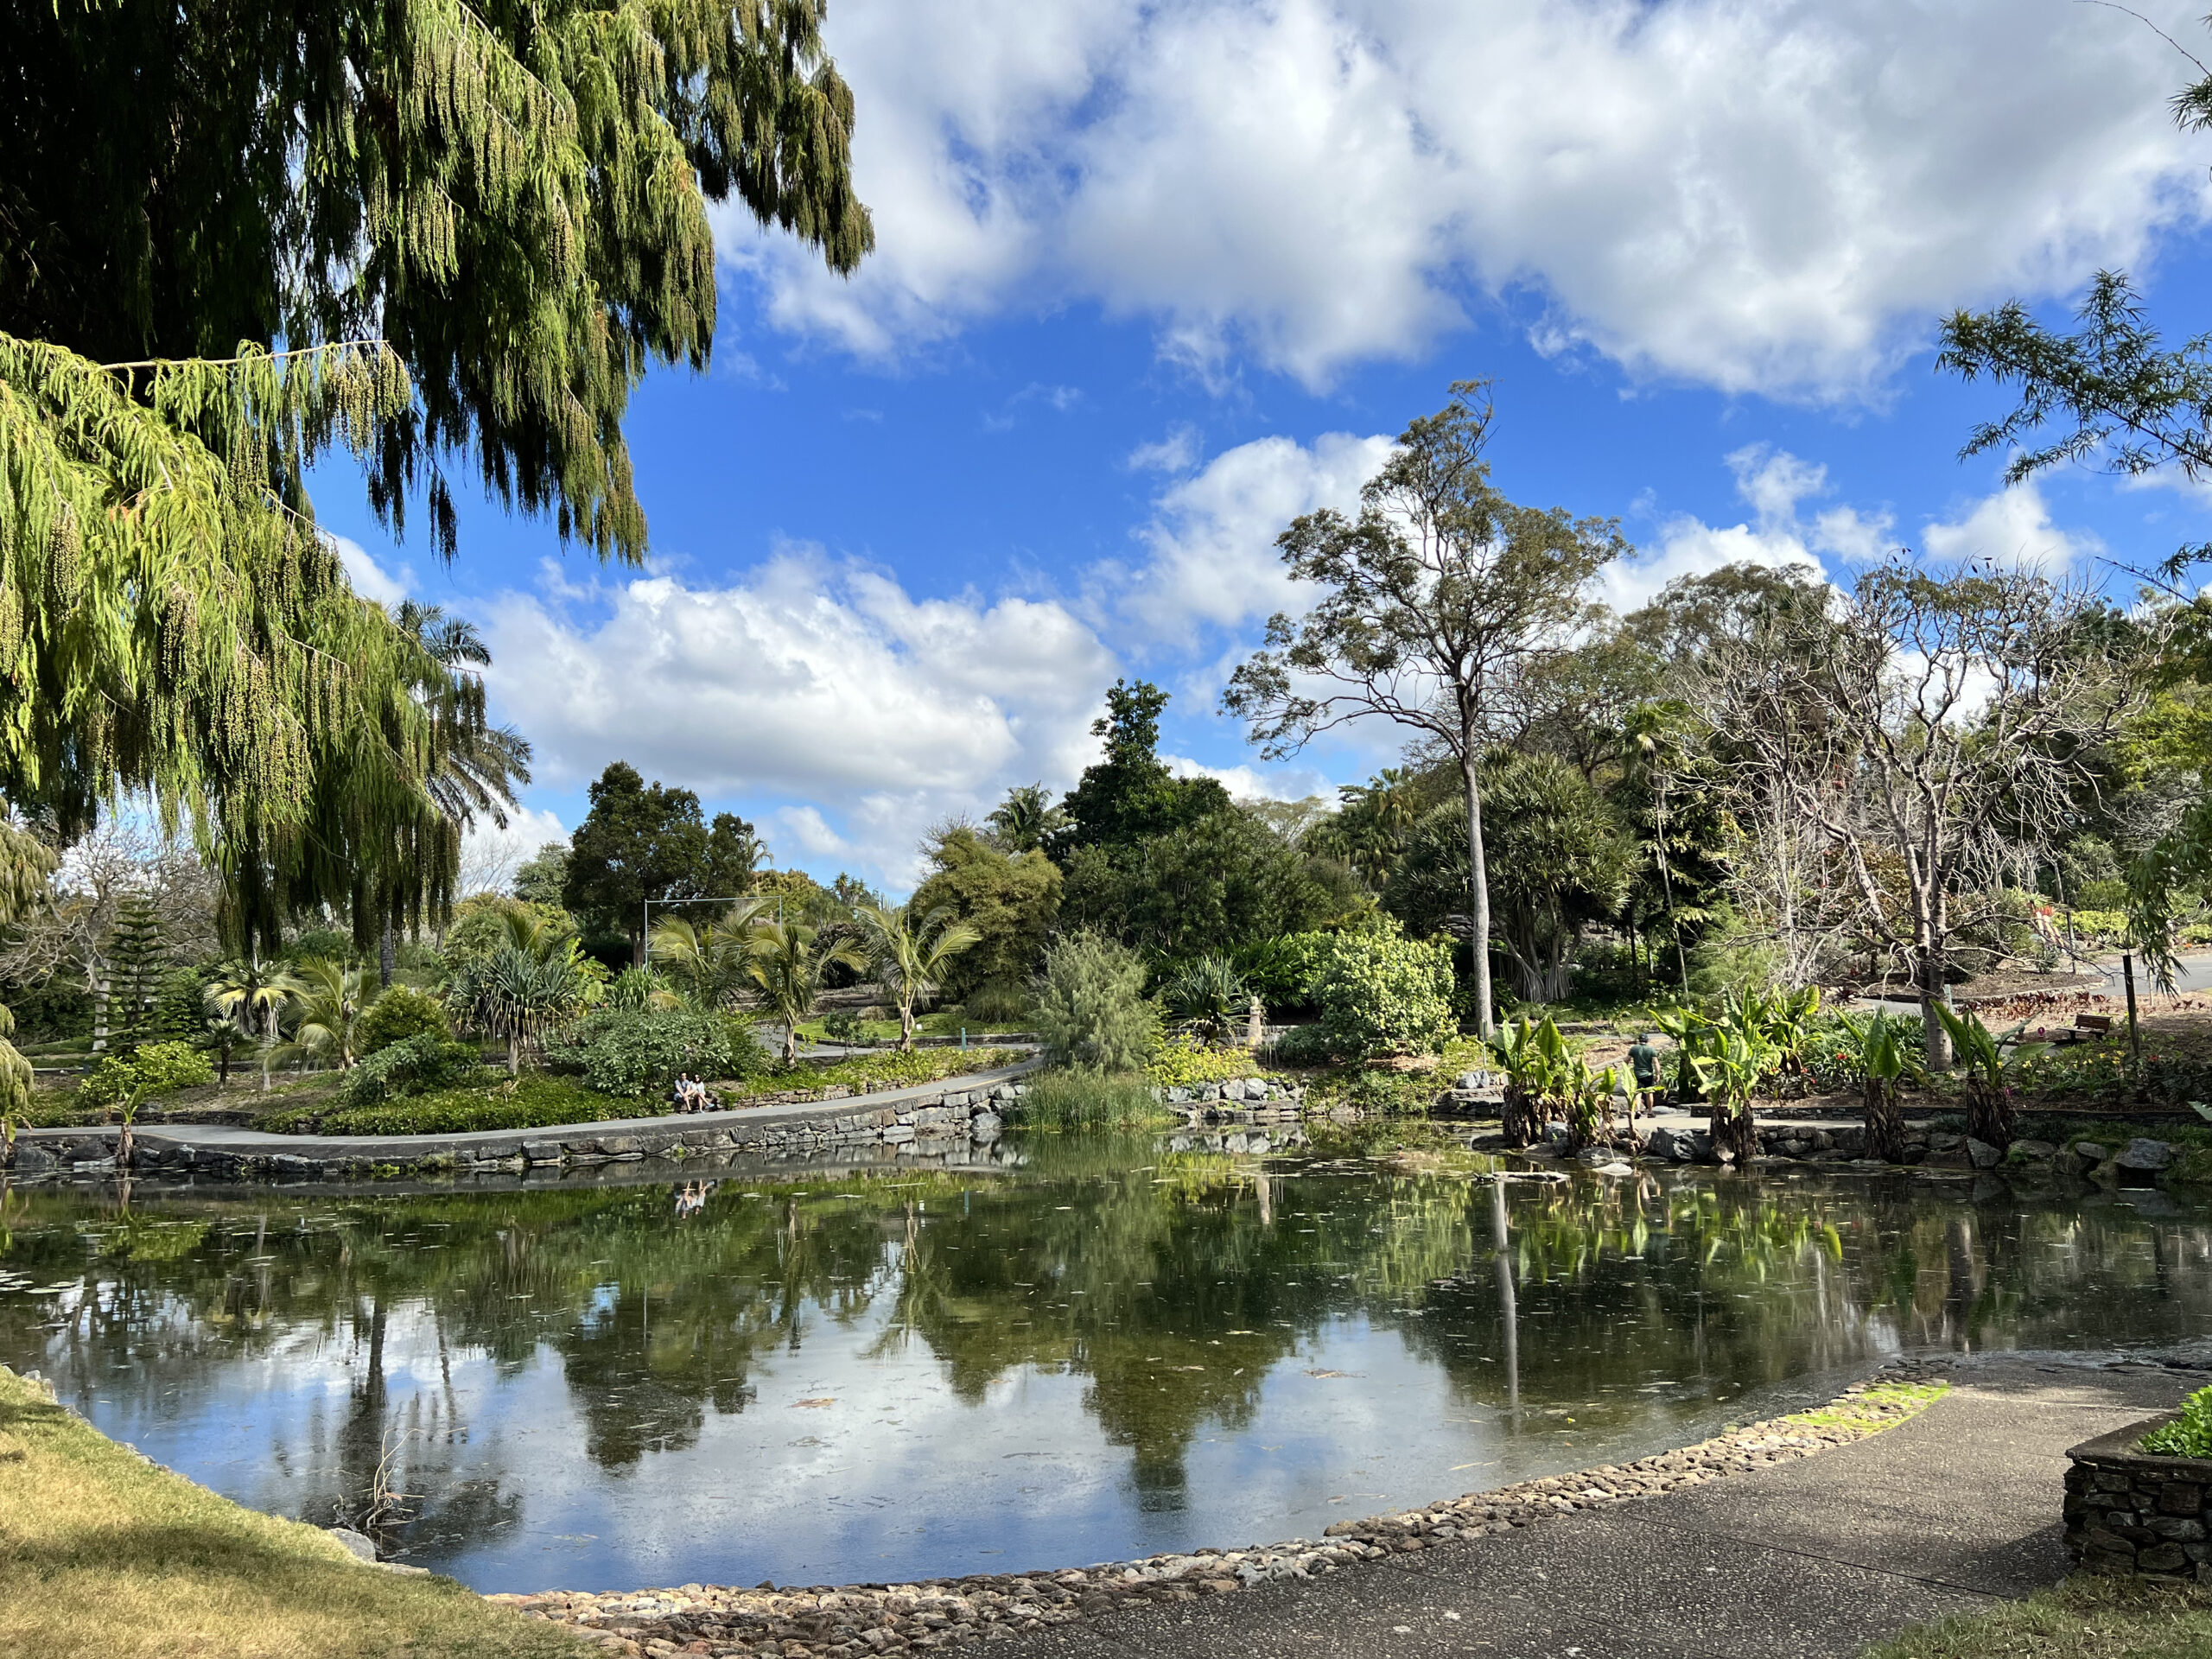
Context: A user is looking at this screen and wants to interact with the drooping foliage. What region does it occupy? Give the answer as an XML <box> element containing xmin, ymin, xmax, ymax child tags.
<box><xmin>2</xmin><ymin>0</ymin><xmax>872</xmax><ymax>563</ymax></box>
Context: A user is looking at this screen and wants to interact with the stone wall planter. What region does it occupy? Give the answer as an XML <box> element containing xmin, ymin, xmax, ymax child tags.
<box><xmin>2064</xmin><ymin>1415</ymin><xmax>2212</xmax><ymax>1583</ymax></box>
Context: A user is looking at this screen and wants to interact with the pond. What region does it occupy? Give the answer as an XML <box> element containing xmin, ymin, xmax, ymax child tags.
<box><xmin>1</xmin><ymin>1133</ymin><xmax>2207</xmax><ymax>1595</ymax></box>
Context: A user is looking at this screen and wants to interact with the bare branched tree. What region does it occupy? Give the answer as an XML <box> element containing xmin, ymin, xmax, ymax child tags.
<box><xmin>1700</xmin><ymin>562</ymin><xmax>2141</xmax><ymax>1067</ymax></box>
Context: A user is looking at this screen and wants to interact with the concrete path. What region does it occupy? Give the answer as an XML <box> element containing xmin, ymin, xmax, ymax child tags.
<box><xmin>1001</xmin><ymin>1357</ymin><xmax>2190</xmax><ymax>1659</ymax></box>
<box><xmin>16</xmin><ymin>1059</ymin><xmax>1040</xmax><ymax>1163</ymax></box>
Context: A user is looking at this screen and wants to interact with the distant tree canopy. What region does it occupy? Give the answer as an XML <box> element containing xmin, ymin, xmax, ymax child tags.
<box><xmin>909</xmin><ymin>826</ymin><xmax>1062</xmax><ymax>1001</ymax></box>
<box><xmin>1052</xmin><ymin>680</ymin><xmax>1232</xmax><ymax>856</ymax></box>
<box><xmin>562</xmin><ymin>763</ymin><xmax>770</xmax><ymax>959</ymax></box>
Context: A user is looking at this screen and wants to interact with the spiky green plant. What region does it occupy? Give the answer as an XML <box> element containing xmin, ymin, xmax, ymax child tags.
<box><xmin>203</xmin><ymin>959</ymin><xmax>308</xmax><ymax>1093</ymax></box>
<box><xmin>1161</xmin><ymin>956</ymin><xmax>1253</xmax><ymax>1048</ymax></box>
<box><xmin>744</xmin><ymin>917</ymin><xmax>868</xmax><ymax>1065</ymax></box>
<box><xmin>279</xmin><ymin>958</ymin><xmax>372</xmax><ymax>1071</ymax></box>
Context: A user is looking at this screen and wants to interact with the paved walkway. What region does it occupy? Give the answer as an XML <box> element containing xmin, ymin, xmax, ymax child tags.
<box><xmin>999</xmin><ymin>1356</ymin><xmax>2190</xmax><ymax>1659</ymax></box>
<box><xmin>16</xmin><ymin>1059</ymin><xmax>1041</xmax><ymax>1162</ymax></box>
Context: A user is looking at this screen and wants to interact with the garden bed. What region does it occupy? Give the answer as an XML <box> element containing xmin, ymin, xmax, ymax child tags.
<box><xmin>2065</xmin><ymin>1414</ymin><xmax>2212</xmax><ymax>1581</ymax></box>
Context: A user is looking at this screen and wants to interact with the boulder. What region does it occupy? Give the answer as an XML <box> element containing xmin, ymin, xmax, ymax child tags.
<box><xmin>2119</xmin><ymin>1139</ymin><xmax>2176</xmax><ymax>1172</ymax></box>
<box><xmin>327</xmin><ymin>1527</ymin><xmax>379</xmax><ymax>1563</ymax></box>
<box><xmin>2008</xmin><ymin>1139</ymin><xmax>2058</xmax><ymax>1164</ymax></box>
<box><xmin>1965</xmin><ymin>1138</ymin><xmax>2003</xmax><ymax>1170</ymax></box>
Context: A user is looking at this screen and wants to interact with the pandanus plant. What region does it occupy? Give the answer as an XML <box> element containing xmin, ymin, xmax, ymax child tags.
<box><xmin>1840</xmin><ymin>1011</ymin><xmax>1920</xmax><ymax>1162</ymax></box>
<box><xmin>1934</xmin><ymin>1004</ymin><xmax>2044</xmax><ymax>1150</ymax></box>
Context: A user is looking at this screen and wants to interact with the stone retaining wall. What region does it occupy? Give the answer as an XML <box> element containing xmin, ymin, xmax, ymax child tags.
<box><xmin>7</xmin><ymin>1077</ymin><xmax>1037</xmax><ymax>1185</ymax></box>
<box><xmin>2065</xmin><ymin>1417</ymin><xmax>2212</xmax><ymax>1583</ymax></box>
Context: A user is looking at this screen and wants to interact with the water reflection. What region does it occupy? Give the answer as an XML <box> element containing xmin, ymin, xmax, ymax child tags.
<box><xmin>0</xmin><ymin>1141</ymin><xmax>2205</xmax><ymax>1592</ymax></box>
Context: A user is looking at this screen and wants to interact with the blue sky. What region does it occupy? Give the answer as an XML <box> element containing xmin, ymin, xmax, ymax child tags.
<box><xmin>316</xmin><ymin>0</ymin><xmax>2212</xmax><ymax>894</ymax></box>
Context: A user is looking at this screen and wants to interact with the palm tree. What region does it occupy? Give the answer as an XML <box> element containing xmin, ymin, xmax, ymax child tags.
<box><xmin>282</xmin><ymin>957</ymin><xmax>371</xmax><ymax>1070</ymax></box>
<box><xmin>203</xmin><ymin>1011</ymin><xmax>251</xmax><ymax>1085</ymax></box>
<box><xmin>445</xmin><ymin>906</ymin><xmax>597</xmax><ymax>1074</ymax></box>
<box><xmin>204</xmin><ymin>959</ymin><xmax>308</xmax><ymax>1092</ymax></box>
<box><xmin>650</xmin><ymin>899</ymin><xmax>772</xmax><ymax>1011</ymax></box>
<box><xmin>987</xmin><ymin>785</ymin><xmax>1065</xmax><ymax>853</ymax></box>
<box><xmin>855</xmin><ymin>902</ymin><xmax>982</xmax><ymax>1052</ymax></box>
<box><xmin>745</xmin><ymin>918</ymin><xmax>867</xmax><ymax>1064</ymax></box>
<box><xmin>375</xmin><ymin>602</ymin><xmax>534</xmax><ymax>985</ymax></box>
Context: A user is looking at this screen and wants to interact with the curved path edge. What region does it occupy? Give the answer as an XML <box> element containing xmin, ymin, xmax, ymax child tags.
<box><xmin>10</xmin><ymin>1059</ymin><xmax>1045</xmax><ymax>1180</ymax></box>
<box><xmin>505</xmin><ymin>1351</ymin><xmax>2202</xmax><ymax>1659</ymax></box>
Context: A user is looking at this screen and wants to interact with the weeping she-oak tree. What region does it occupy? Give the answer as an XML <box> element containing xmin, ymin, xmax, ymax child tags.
<box><xmin>0</xmin><ymin>1</ymin><xmax>871</xmax><ymax>1086</ymax></box>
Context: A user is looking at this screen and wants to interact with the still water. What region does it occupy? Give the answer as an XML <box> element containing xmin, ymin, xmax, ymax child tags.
<box><xmin>1</xmin><ymin>1134</ymin><xmax>2206</xmax><ymax>1593</ymax></box>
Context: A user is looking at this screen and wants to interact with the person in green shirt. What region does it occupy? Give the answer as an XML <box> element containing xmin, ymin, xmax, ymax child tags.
<box><xmin>1625</xmin><ymin>1033</ymin><xmax>1663</xmax><ymax>1123</ymax></box>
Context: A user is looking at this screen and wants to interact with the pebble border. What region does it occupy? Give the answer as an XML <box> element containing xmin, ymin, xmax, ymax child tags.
<box><xmin>495</xmin><ymin>1362</ymin><xmax>1951</xmax><ymax>1657</ymax></box>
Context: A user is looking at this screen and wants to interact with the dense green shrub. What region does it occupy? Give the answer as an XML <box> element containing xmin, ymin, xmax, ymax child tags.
<box><xmin>338</xmin><ymin>1032</ymin><xmax>486</xmax><ymax>1108</ymax></box>
<box><xmin>355</xmin><ymin>986</ymin><xmax>450</xmax><ymax>1056</ymax></box>
<box><xmin>2143</xmin><ymin>1387</ymin><xmax>2212</xmax><ymax>1458</ymax></box>
<box><xmin>283</xmin><ymin>927</ymin><xmax>355</xmax><ymax>965</ymax></box>
<box><xmin>1030</xmin><ymin>934</ymin><xmax>1160</xmax><ymax>1071</ymax></box>
<box><xmin>77</xmin><ymin>1041</ymin><xmax>214</xmax><ymax>1108</ymax></box>
<box><xmin>961</xmin><ymin>980</ymin><xmax>1033</xmax><ymax>1027</ymax></box>
<box><xmin>1145</xmin><ymin>1031</ymin><xmax>1259</xmax><ymax>1088</ymax></box>
<box><xmin>1238</xmin><ymin>931</ymin><xmax>1336</xmax><ymax>1016</ymax></box>
<box><xmin>1317</xmin><ymin>934</ymin><xmax>1454</xmax><ymax>1060</ymax></box>
<box><xmin>543</xmin><ymin>1008</ymin><xmax>766</xmax><ymax>1097</ymax></box>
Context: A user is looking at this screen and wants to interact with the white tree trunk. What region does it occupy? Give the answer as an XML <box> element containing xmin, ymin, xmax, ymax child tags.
<box><xmin>1463</xmin><ymin>756</ymin><xmax>1495</xmax><ymax>1039</ymax></box>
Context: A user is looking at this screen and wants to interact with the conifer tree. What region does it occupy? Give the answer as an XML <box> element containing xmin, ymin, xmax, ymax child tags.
<box><xmin>102</xmin><ymin>893</ymin><xmax>168</xmax><ymax>1055</ymax></box>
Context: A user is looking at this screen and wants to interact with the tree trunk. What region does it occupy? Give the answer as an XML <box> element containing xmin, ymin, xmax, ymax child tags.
<box><xmin>1918</xmin><ymin>925</ymin><xmax>1954</xmax><ymax>1071</ymax></box>
<box><xmin>1863</xmin><ymin>1075</ymin><xmax>1904</xmax><ymax>1162</ymax></box>
<box><xmin>506</xmin><ymin>1032</ymin><xmax>519</xmax><ymax>1076</ymax></box>
<box><xmin>1964</xmin><ymin>1077</ymin><xmax>2015</xmax><ymax>1150</ymax></box>
<box><xmin>378</xmin><ymin>920</ymin><xmax>396</xmax><ymax>988</ymax></box>
<box><xmin>1501</xmin><ymin>1084</ymin><xmax>1541</xmax><ymax>1148</ymax></box>
<box><xmin>900</xmin><ymin>1001</ymin><xmax>915</xmax><ymax>1054</ymax></box>
<box><xmin>1709</xmin><ymin>1094</ymin><xmax>1758</xmax><ymax>1163</ymax></box>
<box><xmin>1462</xmin><ymin>756</ymin><xmax>1495</xmax><ymax>1039</ymax></box>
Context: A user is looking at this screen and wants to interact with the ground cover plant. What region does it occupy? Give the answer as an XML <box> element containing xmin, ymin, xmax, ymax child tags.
<box><xmin>254</xmin><ymin>1047</ymin><xmax>1031</xmax><ymax>1135</ymax></box>
<box><xmin>1864</xmin><ymin>1573</ymin><xmax>2212</xmax><ymax>1659</ymax></box>
<box><xmin>0</xmin><ymin>1366</ymin><xmax>585</xmax><ymax>1659</ymax></box>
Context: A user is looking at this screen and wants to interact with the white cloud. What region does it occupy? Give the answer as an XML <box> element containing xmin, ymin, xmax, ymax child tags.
<box><xmin>1166</xmin><ymin>755</ymin><xmax>1332</xmax><ymax>803</ymax></box>
<box><xmin>1126</xmin><ymin>423</ymin><xmax>1204</xmax><ymax>474</ymax></box>
<box><xmin>1920</xmin><ymin>480</ymin><xmax>2103</xmax><ymax>571</ymax></box>
<box><xmin>331</xmin><ymin>533</ymin><xmax>411</xmax><ymax>607</ymax></box>
<box><xmin>457</xmin><ymin>805</ymin><xmax>566</xmax><ymax>898</ymax></box>
<box><xmin>1610</xmin><ymin>444</ymin><xmax>1860</xmax><ymax>609</ymax></box>
<box><xmin>480</xmin><ymin>548</ymin><xmax>1116</xmax><ymax>887</ymax></box>
<box><xmin>726</xmin><ymin>0</ymin><xmax>2209</xmax><ymax>397</ymax></box>
<box><xmin>1112</xmin><ymin>429</ymin><xmax>1395</xmax><ymax>642</ymax></box>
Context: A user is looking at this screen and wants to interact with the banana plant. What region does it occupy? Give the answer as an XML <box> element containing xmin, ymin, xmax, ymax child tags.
<box><xmin>1648</xmin><ymin>1004</ymin><xmax>1713</xmax><ymax>1105</ymax></box>
<box><xmin>1491</xmin><ymin>1014</ymin><xmax>1621</xmax><ymax>1151</ymax></box>
<box><xmin>1753</xmin><ymin>985</ymin><xmax>1823</xmax><ymax>1096</ymax></box>
<box><xmin>1691</xmin><ymin>1021</ymin><xmax>1779</xmax><ymax>1164</ymax></box>
<box><xmin>1840</xmin><ymin>1011</ymin><xmax>1922</xmax><ymax>1162</ymax></box>
<box><xmin>1934</xmin><ymin>1003</ymin><xmax>2043</xmax><ymax>1150</ymax></box>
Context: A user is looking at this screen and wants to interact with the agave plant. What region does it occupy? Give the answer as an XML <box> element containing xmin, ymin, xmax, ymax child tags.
<box><xmin>1840</xmin><ymin>1010</ymin><xmax>1921</xmax><ymax>1162</ymax></box>
<box><xmin>1934</xmin><ymin>1003</ymin><xmax>2043</xmax><ymax>1150</ymax></box>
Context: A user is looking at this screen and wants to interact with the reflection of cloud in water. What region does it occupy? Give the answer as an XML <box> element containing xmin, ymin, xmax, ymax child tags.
<box><xmin>1</xmin><ymin>1163</ymin><xmax>2208</xmax><ymax>1591</ymax></box>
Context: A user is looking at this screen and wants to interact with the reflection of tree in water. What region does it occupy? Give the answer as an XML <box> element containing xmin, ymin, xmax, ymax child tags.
<box><xmin>2</xmin><ymin>1164</ymin><xmax>2211</xmax><ymax>1546</ymax></box>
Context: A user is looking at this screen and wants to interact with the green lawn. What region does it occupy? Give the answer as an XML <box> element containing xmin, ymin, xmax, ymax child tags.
<box><xmin>1864</xmin><ymin>1574</ymin><xmax>2212</xmax><ymax>1659</ymax></box>
<box><xmin>0</xmin><ymin>1365</ymin><xmax>585</xmax><ymax>1659</ymax></box>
